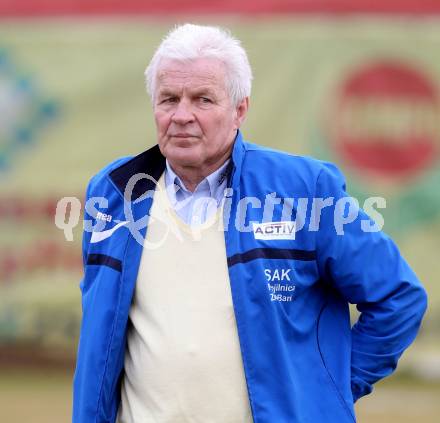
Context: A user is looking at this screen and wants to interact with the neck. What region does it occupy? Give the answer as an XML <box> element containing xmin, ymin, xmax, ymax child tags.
<box><xmin>169</xmin><ymin>150</ymin><xmax>231</xmax><ymax>192</ymax></box>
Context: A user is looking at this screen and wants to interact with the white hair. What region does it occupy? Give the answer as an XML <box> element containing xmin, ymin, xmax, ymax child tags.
<box><xmin>145</xmin><ymin>23</ymin><xmax>252</xmax><ymax>106</ymax></box>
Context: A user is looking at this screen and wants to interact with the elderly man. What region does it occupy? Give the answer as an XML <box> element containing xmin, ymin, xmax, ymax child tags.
<box><xmin>73</xmin><ymin>24</ymin><xmax>427</xmax><ymax>423</ymax></box>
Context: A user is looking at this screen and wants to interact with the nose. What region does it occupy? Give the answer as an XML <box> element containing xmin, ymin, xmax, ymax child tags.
<box><xmin>171</xmin><ymin>98</ymin><xmax>195</xmax><ymax>125</ymax></box>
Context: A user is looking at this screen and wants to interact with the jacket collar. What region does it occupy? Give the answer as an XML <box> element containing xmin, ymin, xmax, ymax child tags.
<box><xmin>230</xmin><ymin>129</ymin><xmax>245</xmax><ymax>190</ymax></box>
<box><xmin>109</xmin><ymin>129</ymin><xmax>245</xmax><ymax>201</ymax></box>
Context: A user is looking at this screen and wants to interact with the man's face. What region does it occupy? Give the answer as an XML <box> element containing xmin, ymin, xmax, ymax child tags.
<box><xmin>153</xmin><ymin>58</ymin><xmax>248</xmax><ymax>174</ymax></box>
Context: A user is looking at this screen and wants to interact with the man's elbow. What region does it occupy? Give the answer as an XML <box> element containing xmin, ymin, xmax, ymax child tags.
<box><xmin>415</xmin><ymin>283</ymin><xmax>428</xmax><ymax>322</ymax></box>
<box><xmin>405</xmin><ymin>280</ymin><xmax>429</xmax><ymax>334</ymax></box>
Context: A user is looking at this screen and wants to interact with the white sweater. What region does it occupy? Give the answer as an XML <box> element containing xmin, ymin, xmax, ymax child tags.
<box><xmin>117</xmin><ymin>175</ymin><xmax>253</xmax><ymax>423</ymax></box>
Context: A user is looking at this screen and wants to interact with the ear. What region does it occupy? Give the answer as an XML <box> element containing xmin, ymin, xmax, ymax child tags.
<box><xmin>234</xmin><ymin>97</ymin><xmax>249</xmax><ymax>129</ymax></box>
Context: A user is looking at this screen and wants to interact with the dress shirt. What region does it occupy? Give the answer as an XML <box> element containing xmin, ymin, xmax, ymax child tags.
<box><xmin>164</xmin><ymin>159</ymin><xmax>230</xmax><ymax>225</ymax></box>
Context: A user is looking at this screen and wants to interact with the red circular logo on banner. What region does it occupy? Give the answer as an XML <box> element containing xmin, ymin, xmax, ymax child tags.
<box><xmin>332</xmin><ymin>61</ymin><xmax>440</xmax><ymax>180</ymax></box>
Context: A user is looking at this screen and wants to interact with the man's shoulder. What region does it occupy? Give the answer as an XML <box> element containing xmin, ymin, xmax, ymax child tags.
<box><xmin>86</xmin><ymin>156</ymin><xmax>133</xmax><ymax>192</ymax></box>
<box><xmin>242</xmin><ymin>141</ymin><xmax>341</xmax><ymax>179</ymax></box>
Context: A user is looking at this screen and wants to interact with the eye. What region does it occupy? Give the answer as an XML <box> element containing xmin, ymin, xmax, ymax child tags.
<box><xmin>160</xmin><ymin>97</ymin><xmax>178</xmax><ymax>104</ymax></box>
<box><xmin>200</xmin><ymin>97</ymin><xmax>213</xmax><ymax>104</ymax></box>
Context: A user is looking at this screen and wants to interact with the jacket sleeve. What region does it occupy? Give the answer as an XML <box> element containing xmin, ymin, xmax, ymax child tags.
<box><xmin>314</xmin><ymin>163</ymin><xmax>428</xmax><ymax>403</ymax></box>
<box><xmin>73</xmin><ymin>176</ymin><xmax>96</xmax><ymax>423</ymax></box>
<box><xmin>79</xmin><ymin>175</ymin><xmax>95</xmax><ymax>292</ymax></box>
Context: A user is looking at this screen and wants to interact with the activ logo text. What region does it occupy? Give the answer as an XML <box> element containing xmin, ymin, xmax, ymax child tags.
<box><xmin>252</xmin><ymin>221</ymin><xmax>296</xmax><ymax>240</ymax></box>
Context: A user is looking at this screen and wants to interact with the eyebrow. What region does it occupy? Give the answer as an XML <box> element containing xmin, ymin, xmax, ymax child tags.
<box><xmin>191</xmin><ymin>87</ymin><xmax>216</xmax><ymax>96</ymax></box>
<box><xmin>157</xmin><ymin>89</ymin><xmax>178</xmax><ymax>98</ymax></box>
<box><xmin>157</xmin><ymin>87</ymin><xmax>217</xmax><ymax>98</ymax></box>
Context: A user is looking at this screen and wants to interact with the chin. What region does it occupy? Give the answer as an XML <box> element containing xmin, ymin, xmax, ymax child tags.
<box><xmin>166</xmin><ymin>149</ymin><xmax>202</xmax><ymax>168</ymax></box>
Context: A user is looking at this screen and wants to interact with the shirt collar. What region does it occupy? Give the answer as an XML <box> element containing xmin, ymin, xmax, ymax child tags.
<box><xmin>165</xmin><ymin>158</ymin><xmax>231</xmax><ymax>204</ymax></box>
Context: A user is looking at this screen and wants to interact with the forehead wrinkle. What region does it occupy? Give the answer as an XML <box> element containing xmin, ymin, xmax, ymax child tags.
<box><xmin>158</xmin><ymin>70</ymin><xmax>220</xmax><ymax>86</ymax></box>
<box><xmin>155</xmin><ymin>59</ymin><xmax>229</xmax><ymax>102</ymax></box>
<box><xmin>157</xmin><ymin>76</ymin><xmax>225</xmax><ymax>98</ymax></box>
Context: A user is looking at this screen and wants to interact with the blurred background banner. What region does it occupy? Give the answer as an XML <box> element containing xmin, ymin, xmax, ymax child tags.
<box><xmin>2</xmin><ymin>0</ymin><xmax>440</xmax><ymax>15</ymax></box>
<box><xmin>0</xmin><ymin>0</ymin><xmax>439</xmax><ymax>386</ymax></box>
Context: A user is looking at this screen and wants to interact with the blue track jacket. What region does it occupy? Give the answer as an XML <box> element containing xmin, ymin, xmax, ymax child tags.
<box><xmin>73</xmin><ymin>131</ymin><xmax>427</xmax><ymax>423</ymax></box>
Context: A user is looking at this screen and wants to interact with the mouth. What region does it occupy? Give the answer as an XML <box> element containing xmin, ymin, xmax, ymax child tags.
<box><xmin>170</xmin><ymin>134</ymin><xmax>198</xmax><ymax>139</ymax></box>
